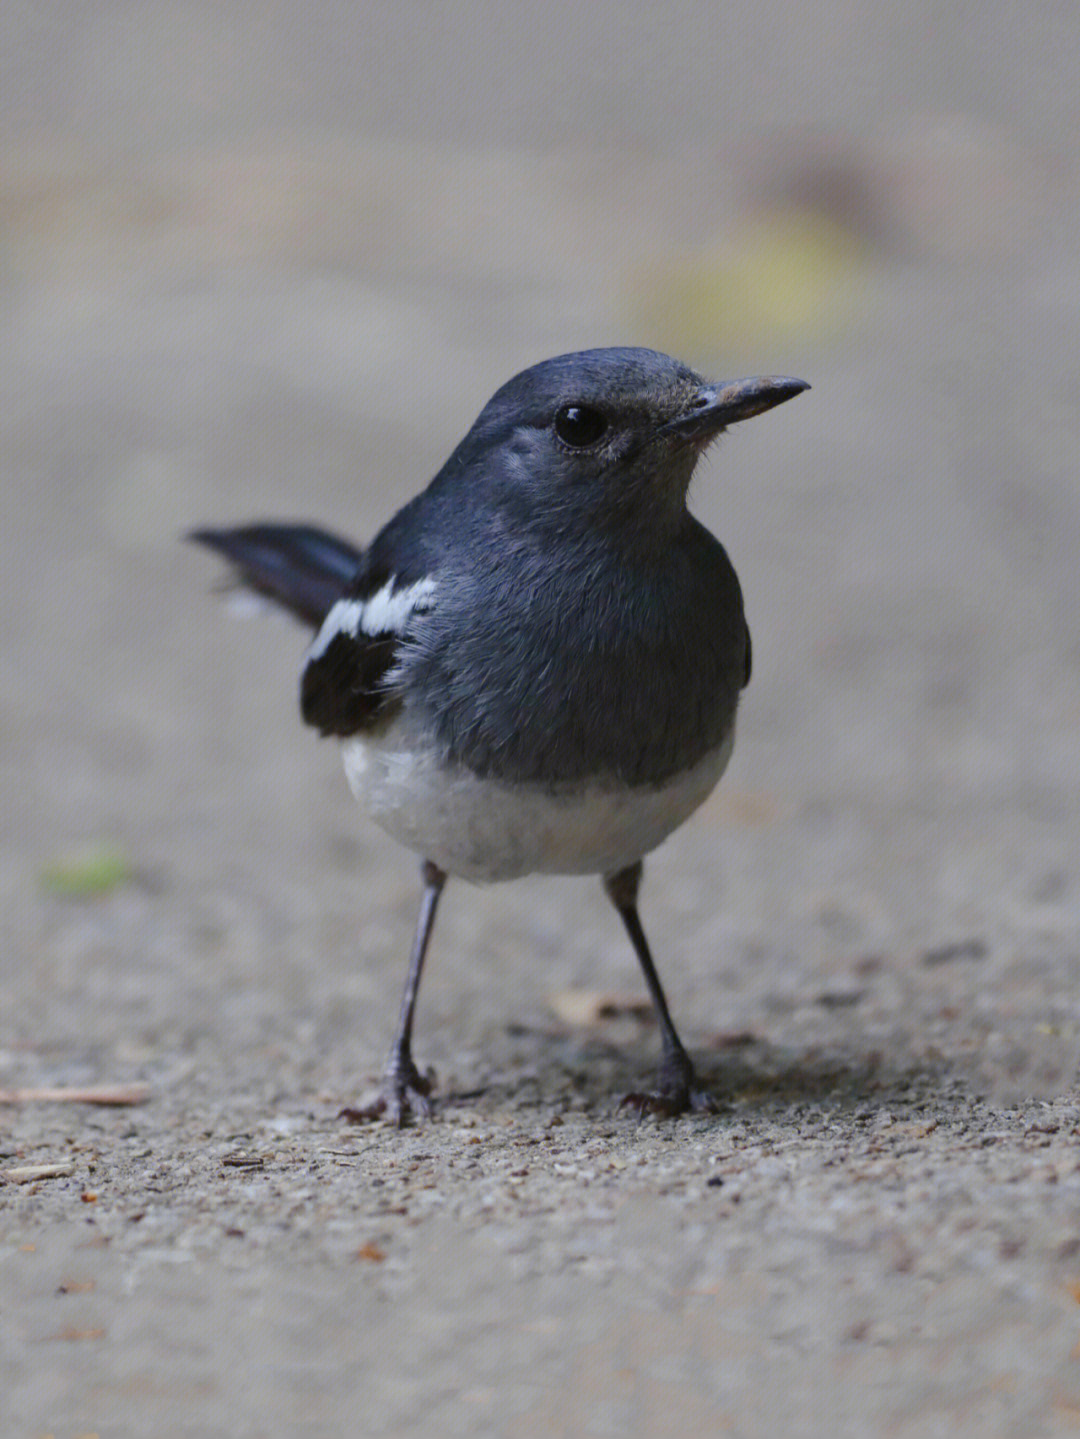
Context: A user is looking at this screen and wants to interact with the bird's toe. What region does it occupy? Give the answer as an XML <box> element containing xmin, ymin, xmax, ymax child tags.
<box><xmin>339</xmin><ymin>1060</ymin><xmax>435</xmax><ymax>1128</ymax></box>
<box><xmin>618</xmin><ymin>1054</ymin><xmax>720</xmax><ymax>1119</ymax></box>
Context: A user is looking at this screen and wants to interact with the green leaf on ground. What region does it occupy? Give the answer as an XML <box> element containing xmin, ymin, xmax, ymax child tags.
<box><xmin>41</xmin><ymin>845</ymin><xmax>134</xmax><ymax>897</ymax></box>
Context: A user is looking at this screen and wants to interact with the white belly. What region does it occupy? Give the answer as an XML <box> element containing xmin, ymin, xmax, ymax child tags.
<box><xmin>340</xmin><ymin>721</ymin><xmax>734</xmax><ymax>883</ymax></box>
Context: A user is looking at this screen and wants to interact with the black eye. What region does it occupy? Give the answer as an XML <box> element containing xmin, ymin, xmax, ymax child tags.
<box><xmin>554</xmin><ymin>404</ymin><xmax>608</xmax><ymax>448</ymax></box>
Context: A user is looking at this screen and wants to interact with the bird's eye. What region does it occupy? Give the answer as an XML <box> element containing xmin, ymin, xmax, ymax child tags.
<box><xmin>553</xmin><ymin>404</ymin><xmax>608</xmax><ymax>448</ymax></box>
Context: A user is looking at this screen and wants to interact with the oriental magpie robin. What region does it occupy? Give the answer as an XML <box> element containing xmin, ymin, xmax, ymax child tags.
<box><xmin>191</xmin><ymin>347</ymin><xmax>808</xmax><ymax>1122</ymax></box>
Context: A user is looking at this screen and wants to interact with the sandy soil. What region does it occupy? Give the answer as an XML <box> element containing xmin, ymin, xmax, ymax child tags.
<box><xmin>3</xmin><ymin>4</ymin><xmax>1080</xmax><ymax>1435</ymax></box>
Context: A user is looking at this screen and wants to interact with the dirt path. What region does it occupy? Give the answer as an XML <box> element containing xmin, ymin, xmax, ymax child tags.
<box><xmin>3</xmin><ymin>4</ymin><xmax>1080</xmax><ymax>1434</ymax></box>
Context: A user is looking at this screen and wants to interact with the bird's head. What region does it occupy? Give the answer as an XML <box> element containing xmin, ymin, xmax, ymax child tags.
<box><xmin>443</xmin><ymin>347</ymin><xmax>808</xmax><ymax>538</ymax></box>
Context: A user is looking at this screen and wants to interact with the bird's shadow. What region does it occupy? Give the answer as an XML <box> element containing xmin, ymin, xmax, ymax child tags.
<box><xmin>442</xmin><ymin>1020</ymin><xmax>961</xmax><ymax>1126</ymax></box>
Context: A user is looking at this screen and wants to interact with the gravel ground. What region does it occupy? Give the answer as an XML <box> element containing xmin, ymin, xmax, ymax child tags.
<box><xmin>3</xmin><ymin>4</ymin><xmax>1080</xmax><ymax>1435</ymax></box>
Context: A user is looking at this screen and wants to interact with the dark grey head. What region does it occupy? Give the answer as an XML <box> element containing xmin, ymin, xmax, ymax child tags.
<box><xmin>436</xmin><ymin>346</ymin><xmax>808</xmax><ymax>534</ymax></box>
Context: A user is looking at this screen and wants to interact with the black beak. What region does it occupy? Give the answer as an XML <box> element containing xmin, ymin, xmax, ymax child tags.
<box><xmin>665</xmin><ymin>376</ymin><xmax>810</xmax><ymax>439</ymax></box>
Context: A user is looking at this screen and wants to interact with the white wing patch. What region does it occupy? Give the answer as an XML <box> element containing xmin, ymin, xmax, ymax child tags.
<box><xmin>306</xmin><ymin>577</ymin><xmax>438</xmax><ymax>661</ymax></box>
<box><xmin>307</xmin><ymin>598</ymin><xmax>363</xmax><ymax>661</ymax></box>
<box><xmin>359</xmin><ymin>576</ymin><xmax>438</xmax><ymax>636</ymax></box>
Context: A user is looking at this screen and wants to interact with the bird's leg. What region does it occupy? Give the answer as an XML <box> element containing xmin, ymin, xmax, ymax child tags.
<box><xmin>341</xmin><ymin>859</ymin><xmax>446</xmax><ymax>1127</ymax></box>
<box><xmin>604</xmin><ymin>861</ymin><xmax>717</xmax><ymax>1117</ymax></box>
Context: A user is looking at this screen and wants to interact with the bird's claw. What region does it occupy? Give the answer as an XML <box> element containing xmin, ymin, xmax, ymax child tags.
<box><xmin>619</xmin><ymin>1085</ymin><xmax>719</xmax><ymax>1118</ymax></box>
<box><xmin>619</xmin><ymin>1053</ymin><xmax>719</xmax><ymax>1118</ymax></box>
<box><xmin>339</xmin><ymin>1059</ymin><xmax>435</xmax><ymax>1128</ymax></box>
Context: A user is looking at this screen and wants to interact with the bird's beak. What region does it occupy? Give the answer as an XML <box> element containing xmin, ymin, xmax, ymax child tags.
<box><xmin>664</xmin><ymin>376</ymin><xmax>810</xmax><ymax>440</ymax></box>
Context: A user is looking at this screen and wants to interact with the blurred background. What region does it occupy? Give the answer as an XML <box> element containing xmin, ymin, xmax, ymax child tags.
<box><xmin>3</xmin><ymin>0</ymin><xmax>1078</xmax><ymax>1080</ymax></box>
<box><xmin>3</xmin><ymin>3</ymin><xmax>1080</xmax><ymax>1432</ymax></box>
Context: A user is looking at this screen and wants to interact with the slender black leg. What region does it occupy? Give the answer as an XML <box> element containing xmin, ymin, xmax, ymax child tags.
<box><xmin>604</xmin><ymin>861</ymin><xmax>717</xmax><ymax>1117</ymax></box>
<box><xmin>341</xmin><ymin>859</ymin><xmax>446</xmax><ymax>1127</ymax></box>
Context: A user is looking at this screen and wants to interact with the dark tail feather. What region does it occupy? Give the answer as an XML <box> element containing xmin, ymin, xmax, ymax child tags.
<box><xmin>188</xmin><ymin>523</ymin><xmax>363</xmax><ymax>627</ymax></box>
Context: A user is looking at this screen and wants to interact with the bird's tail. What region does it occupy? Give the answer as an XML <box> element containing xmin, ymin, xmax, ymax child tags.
<box><xmin>188</xmin><ymin>523</ymin><xmax>363</xmax><ymax>627</ymax></box>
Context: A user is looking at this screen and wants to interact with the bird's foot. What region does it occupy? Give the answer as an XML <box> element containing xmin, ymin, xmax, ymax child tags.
<box><xmin>619</xmin><ymin>1053</ymin><xmax>719</xmax><ymax>1119</ymax></box>
<box><xmin>339</xmin><ymin>1057</ymin><xmax>435</xmax><ymax>1128</ymax></box>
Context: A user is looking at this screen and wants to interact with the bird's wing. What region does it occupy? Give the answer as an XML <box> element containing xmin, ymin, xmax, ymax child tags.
<box><xmin>742</xmin><ymin>626</ymin><xmax>752</xmax><ymax>688</ymax></box>
<box><xmin>300</xmin><ymin>572</ymin><xmax>438</xmax><ymax>736</ymax></box>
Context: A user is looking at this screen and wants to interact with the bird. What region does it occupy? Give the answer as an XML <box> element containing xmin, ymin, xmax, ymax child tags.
<box><xmin>190</xmin><ymin>346</ymin><xmax>808</xmax><ymax>1124</ymax></box>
